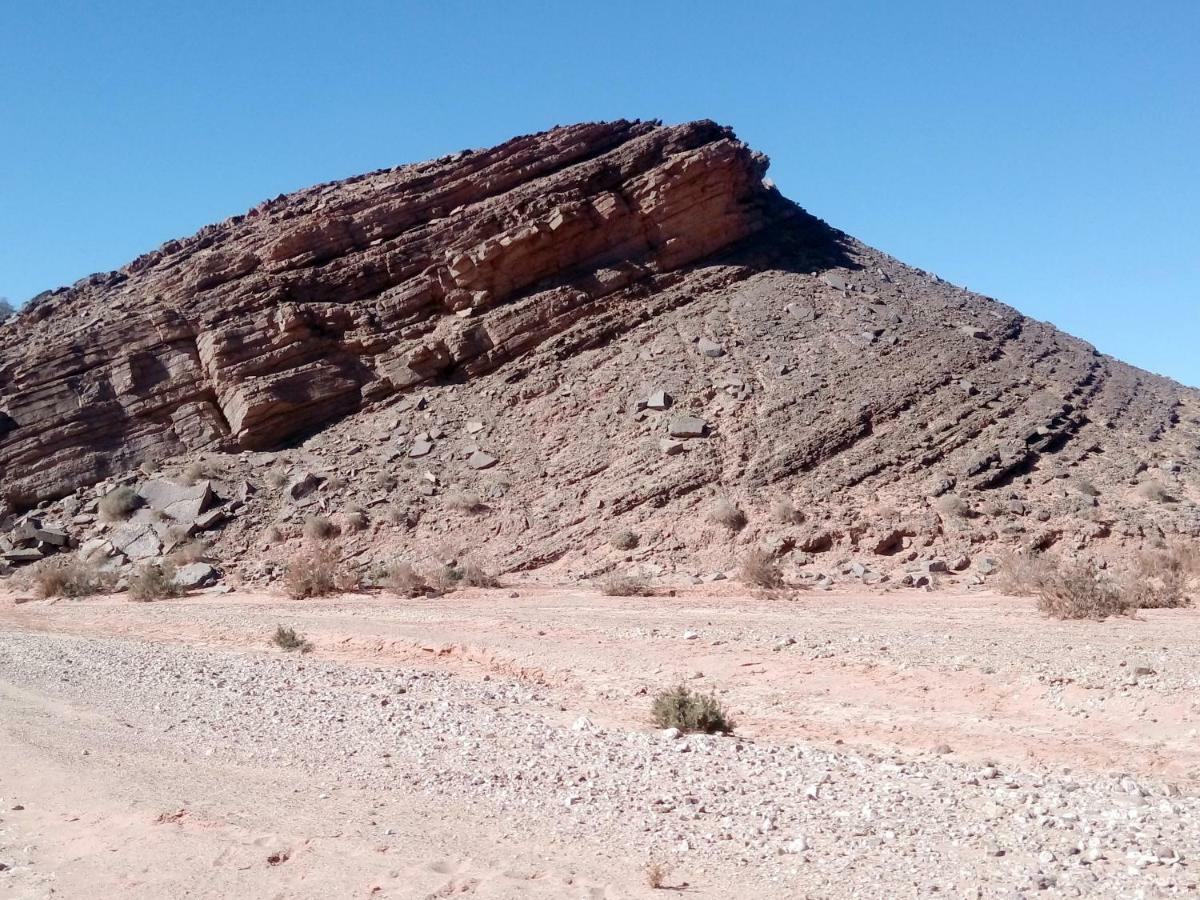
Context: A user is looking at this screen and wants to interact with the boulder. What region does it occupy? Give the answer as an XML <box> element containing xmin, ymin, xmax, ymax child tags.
<box><xmin>646</xmin><ymin>390</ymin><xmax>671</xmax><ymax>410</ymax></box>
<box><xmin>138</xmin><ymin>479</ymin><xmax>214</xmax><ymax>521</ymax></box>
<box><xmin>668</xmin><ymin>416</ymin><xmax>707</xmax><ymax>439</ymax></box>
<box><xmin>467</xmin><ymin>451</ymin><xmax>498</xmax><ymax>470</ymax></box>
<box><xmin>696</xmin><ymin>338</ymin><xmax>725</xmax><ymax>358</ymax></box>
<box><xmin>173</xmin><ymin>562</ymin><xmax>218</xmax><ymax>589</ymax></box>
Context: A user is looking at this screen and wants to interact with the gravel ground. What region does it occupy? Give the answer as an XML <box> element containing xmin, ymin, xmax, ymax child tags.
<box><xmin>1</xmin><ymin>604</ymin><xmax>1198</xmax><ymax>898</ymax></box>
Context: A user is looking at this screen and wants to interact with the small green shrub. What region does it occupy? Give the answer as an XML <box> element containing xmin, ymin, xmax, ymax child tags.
<box><xmin>272</xmin><ymin>625</ymin><xmax>313</xmax><ymax>653</ymax></box>
<box><xmin>651</xmin><ymin>685</ymin><xmax>734</xmax><ymax>734</ymax></box>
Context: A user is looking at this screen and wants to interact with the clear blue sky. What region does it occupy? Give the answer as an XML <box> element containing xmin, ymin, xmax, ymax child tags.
<box><xmin>3</xmin><ymin>1</ymin><xmax>1197</xmax><ymax>385</ymax></box>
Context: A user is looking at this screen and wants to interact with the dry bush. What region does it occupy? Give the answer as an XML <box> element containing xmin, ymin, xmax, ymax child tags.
<box><xmin>283</xmin><ymin>543</ymin><xmax>346</xmax><ymax>599</ymax></box>
<box><xmin>388</xmin><ymin>505</ymin><xmax>410</xmax><ymax>526</ymax></box>
<box><xmin>303</xmin><ymin>515</ymin><xmax>339</xmax><ymax>541</ymax></box>
<box><xmin>343</xmin><ymin>506</ymin><xmax>369</xmax><ymax>533</ymax></box>
<box><xmin>426</xmin><ymin>564</ymin><xmax>463</xmax><ymax>594</ymax></box>
<box><xmin>601</xmin><ymin>573</ymin><xmax>654</xmax><ymax>597</ymax></box>
<box><xmin>29</xmin><ymin>557</ymin><xmax>115</xmax><ymax>598</ymax></box>
<box><xmin>459</xmin><ymin>558</ymin><xmax>499</xmax><ymax>588</ymax></box>
<box><xmin>99</xmin><ymin>485</ymin><xmax>139</xmax><ymax>522</ymax></box>
<box><xmin>645</xmin><ymin>860</ymin><xmax>671</xmax><ymax>890</ymax></box>
<box><xmin>376</xmin><ymin>471</ymin><xmax>398</xmax><ymax>491</ymax></box>
<box><xmin>128</xmin><ymin>561</ymin><xmax>182</xmax><ymax>602</ymax></box>
<box><xmin>1136</xmin><ymin>480</ymin><xmax>1172</xmax><ymax>503</ymax></box>
<box><xmin>272</xmin><ymin>625</ymin><xmax>313</xmax><ymax>653</ymax></box>
<box><xmin>1035</xmin><ymin>561</ymin><xmax>1129</xmax><ymax>621</ymax></box>
<box><xmin>267</xmin><ymin>468</ymin><xmax>290</xmax><ymax>489</ymax></box>
<box><xmin>383</xmin><ymin>561</ymin><xmax>430</xmax><ymax>597</ymax></box>
<box><xmin>740</xmin><ymin>549</ymin><xmax>783</xmax><ymax>589</ymax></box>
<box><xmin>771</xmin><ymin>498</ymin><xmax>804</xmax><ymax>524</ymax></box>
<box><xmin>651</xmin><ymin>684</ymin><xmax>734</xmax><ymax>734</ymax></box>
<box><xmin>446</xmin><ymin>490</ymin><xmax>487</xmax><ymax>515</ymax></box>
<box><xmin>934</xmin><ymin>494</ymin><xmax>970</xmax><ymax>519</ymax></box>
<box><xmin>708</xmin><ymin>498</ymin><xmax>747</xmax><ymax>532</ymax></box>
<box><xmin>263</xmin><ymin>524</ymin><xmax>285</xmax><ymax>545</ymax></box>
<box><xmin>995</xmin><ymin>551</ymin><xmax>1055</xmax><ymax>597</ymax></box>
<box><xmin>168</xmin><ymin>539</ymin><xmax>209</xmax><ymax>566</ymax></box>
<box><xmin>324</xmin><ymin>474</ymin><xmax>346</xmax><ymax>492</ymax></box>
<box><xmin>1072</xmin><ymin>477</ymin><xmax>1101</xmax><ymax>497</ymax></box>
<box><xmin>610</xmin><ymin>530</ymin><xmax>639</xmax><ymax>551</ymax></box>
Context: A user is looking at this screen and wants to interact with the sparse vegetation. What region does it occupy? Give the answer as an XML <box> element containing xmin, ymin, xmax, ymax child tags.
<box><xmin>283</xmin><ymin>543</ymin><xmax>345</xmax><ymax>599</ymax></box>
<box><xmin>610</xmin><ymin>530</ymin><xmax>639</xmax><ymax>550</ymax></box>
<box><xmin>739</xmin><ymin>549</ymin><xmax>784</xmax><ymax>589</ymax></box>
<box><xmin>709</xmin><ymin>497</ymin><xmax>746</xmax><ymax>531</ymax></box>
<box><xmin>99</xmin><ymin>485</ymin><xmax>140</xmax><ymax>522</ymax></box>
<box><xmin>168</xmin><ymin>538</ymin><xmax>209</xmax><ymax>565</ymax></box>
<box><xmin>446</xmin><ymin>490</ymin><xmax>487</xmax><ymax>514</ymax></box>
<box><xmin>267</xmin><ymin>468</ymin><xmax>290</xmax><ymax>489</ymax></box>
<box><xmin>651</xmin><ymin>684</ymin><xmax>734</xmax><ymax>734</ymax></box>
<box><xmin>427</xmin><ymin>564</ymin><xmax>464</xmax><ymax>594</ymax></box>
<box><xmin>29</xmin><ymin>557</ymin><xmax>115</xmax><ymax>598</ymax></box>
<box><xmin>995</xmin><ymin>550</ymin><xmax>1054</xmax><ymax>597</ymax></box>
<box><xmin>128</xmin><ymin>561</ymin><xmax>183</xmax><ymax>602</ymax></box>
<box><xmin>771</xmin><ymin>498</ymin><xmax>804</xmax><ymax>524</ymax></box>
<box><xmin>388</xmin><ymin>504</ymin><xmax>410</xmax><ymax>526</ymax></box>
<box><xmin>272</xmin><ymin>625</ymin><xmax>313</xmax><ymax>653</ymax></box>
<box><xmin>1136</xmin><ymin>480</ymin><xmax>1172</xmax><ymax>503</ymax></box>
<box><xmin>645</xmin><ymin>860</ymin><xmax>671</xmax><ymax>890</ymax></box>
<box><xmin>601</xmin><ymin>573</ymin><xmax>654</xmax><ymax>597</ymax></box>
<box><xmin>343</xmin><ymin>506</ymin><xmax>369</xmax><ymax>532</ymax></box>
<box><xmin>459</xmin><ymin>558</ymin><xmax>499</xmax><ymax>588</ymax></box>
<box><xmin>383</xmin><ymin>560</ymin><xmax>430</xmax><ymax>597</ymax></box>
<box><xmin>303</xmin><ymin>515</ymin><xmax>339</xmax><ymax>541</ymax></box>
<box><xmin>1034</xmin><ymin>560</ymin><xmax>1129</xmax><ymax>621</ymax></box>
<box><xmin>1071</xmin><ymin>477</ymin><xmax>1100</xmax><ymax>497</ymax></box>
<box><xmin>263</xmin><ymin>524</ymin><xmax>285</xmax><ymax>545</ymax></box>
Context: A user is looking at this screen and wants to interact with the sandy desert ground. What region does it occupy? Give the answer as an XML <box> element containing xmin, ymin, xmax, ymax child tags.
<box><xmin>1</xmin><ymin>583</ymin><xmax>1197</xmax><ymax>898</ymax></box>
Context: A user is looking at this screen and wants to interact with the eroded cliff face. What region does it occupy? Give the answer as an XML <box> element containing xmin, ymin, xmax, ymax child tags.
<box><xmin>0</xmin><ymin>120</ymin><xmax>773</xmax><ymax>504</ymax></box>
<box><xmin>1</xmin><ymin>119</ymin><xmax>1198</xmax><ymax>582</ymax></box>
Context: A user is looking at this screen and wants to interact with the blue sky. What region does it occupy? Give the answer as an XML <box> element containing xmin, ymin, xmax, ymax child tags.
<box><xmin>3</xmin><ymin>1</ymin><xmax>1197</xmax><ymax>385</ymax></box>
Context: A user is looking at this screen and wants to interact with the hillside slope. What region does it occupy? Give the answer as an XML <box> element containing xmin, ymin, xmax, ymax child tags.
<box><xmin>1</xmin><ymin>120</ymin><xmax>1197</xmax><ymax>583</ymax></box>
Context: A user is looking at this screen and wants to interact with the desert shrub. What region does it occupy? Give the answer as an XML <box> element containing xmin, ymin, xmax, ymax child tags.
<box><xmin>610</xmin><ymin>530</ymin><xmax>639</xmax><ymax>550</ymax></box>
<box><xmin>427</xmin><ymin>564</ymin><xmax>463</xmax><ymax>594</ymax></box>
<box><xmin>771</xmin><ymin>498</ymin><xmax>804</xmax><ymax>524</ymax></box>
<box><xmin>446</xmin><ymin>491</ymin><xmax>487</xmax><ymax>515</ymax></box>
<box><xmin>99</xmin><ymin>485</ymin><xmax>139</xmax><ymax>522</ymax></box>
<box><xmin>1072</xmin><ymin>477</ymin><xmax>1100</xmax><ymax>497</ymax></box>
<box><xmin>343</xmin><ymin>506</ymin><xmax>369</xmax><ymax>533</ymax></box>
<box><xmin>168</xmin><ymin>538</ymin><xmax>209</xmax><ymax>565</ymax></box>
<box><xmin>376</xmin><ymin>471</ymin><xmax>398</xmax><ymax>490</ymax></box>
<box><xmin>263</xmin><ymin>524</ymin><xmax>285</xmax><ymax>544</ymax></box>
<box><xmin>128</xmin><ymin>561</ymin><xmax>182</xmax><ymax>602</ymax></box>
<box><xmin>1035</xmin><ymin>561</ymin><xmax>1129</xmax><ymax>621</ymax></box>
<box><xmin>324</xmin><ymin>474</ymin><xmax>346</xmax><ymax>493</ymax></box>
<box><xmin>601</xmin><ymin>573</ymin><xmax>654</xmax><ymax>597</ymax></box>
<box><xmin>995</xmin><ymin>551</ymin><xmax>1055</xmax><ymax>597</ymax></box>
<box><xmin>283</xmin><ymin>543</ymin><xmax>345</xmax><ymax>599</ymax></box>
<box><xmin>272</xmin><ymin>625</ymin><xmax>313</xmax><ymax>653</ymax></box>
<box><xmin>459</xmin><ymin>558</ymin><xmax>499</xmax><ymax>588</ymax></box>
<box><xmin>645</xmin><ymin>860</ymin><xmax>671</xmax><ymax>890</ymax></box>
<box><xmin>708</xmin><ymin>498</ymin><xmax>747</xmax><ymax>532</ymax></box>
<box><xmin>934</xmin><ymin>494</ymin><xmax>970</xmax><ymax>519</ymax></box>
<box><xmin>1124</xmin><ymin>572</ymin><xmax>1188</xmax><ymax>609</ymax></box>
<box><xmin>267</xmin><ymin>468</ymin><xmax>290</xmax><ymax>489</ymax></box>
<box><xmin>383</xmin><ymin>561</ymin><xmax>430</xmax><ymax>597</ymax></box>
<box><xmin>388</xmin><ymin>505</ymin><xmax>410</xmax><ymax>526</ymax></box>
<box><xmin>1136</xmin><ymin>480</ymin><xmax>1172</xmax><ymax>502</ymax></box>
<box><xmin>29</xmin><ymin>557</ymin><xmax>115</xmax><ymax>598</ymax></box>
<box><xmin>651</xmin><ymin>684</ymin><xmax>734</xmax><ymax>734</ymax></box>
<box><xmin>740</xmin><ymin>549</ymin><xmax>783</xmax><ymax>589</ymax></box>
<box><xmin>303</xmin><ymin>515</ymin><xmax>338</xmax><ymax>541</ymax></box>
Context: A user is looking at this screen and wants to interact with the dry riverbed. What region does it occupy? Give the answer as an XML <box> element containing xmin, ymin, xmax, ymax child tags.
<box><xmin>0</xmin><ymin>583</ymin><xmax>1197</xmax><ymax>898</ymax></box>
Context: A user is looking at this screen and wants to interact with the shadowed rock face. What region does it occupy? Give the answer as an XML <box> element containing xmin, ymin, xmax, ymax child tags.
<box><xmin>1</xmin><ymin>119</ymin><xmax>1198</xmax><ymax>575</ymax></box>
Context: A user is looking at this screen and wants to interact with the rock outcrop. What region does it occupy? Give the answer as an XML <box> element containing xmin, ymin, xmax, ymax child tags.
<box><xmin>1</xmin><ymin>119</ymin><xmax>1198</xmax><ymax>582</ymax></box>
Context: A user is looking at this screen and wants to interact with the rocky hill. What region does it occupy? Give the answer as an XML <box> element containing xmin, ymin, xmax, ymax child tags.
<box><xmin>1</xmin><ymin>119</ymin><xmax>1197</xmax><ymax>586</ymax></box>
